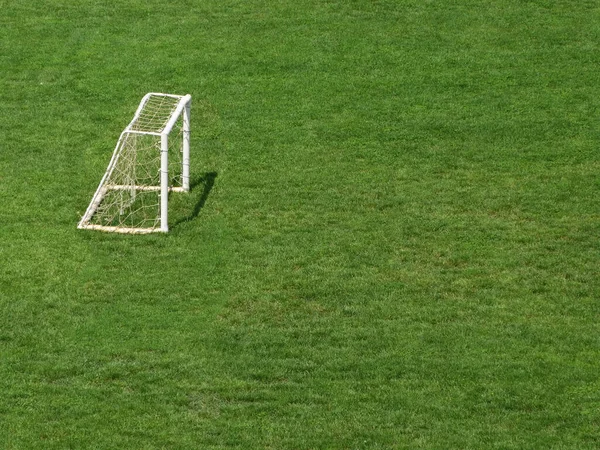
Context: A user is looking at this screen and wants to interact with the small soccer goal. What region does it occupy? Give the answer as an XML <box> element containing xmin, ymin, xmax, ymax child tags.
<box><xmin>78</xmin><ymin>93</ymin><xmax>191</xmax><ymax>234</ymax></box>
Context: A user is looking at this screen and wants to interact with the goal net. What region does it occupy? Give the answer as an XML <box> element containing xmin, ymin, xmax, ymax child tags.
<box><xmin>78</xmin><ymin>93</ymin><xmax>191</xmax><ymax>233</ymax></box>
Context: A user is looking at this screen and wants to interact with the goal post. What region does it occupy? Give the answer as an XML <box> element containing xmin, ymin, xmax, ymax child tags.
<box><xmin>78</xmin><ymin>93</ymin><xmax>191</xmax><ymax>234</ymax></box>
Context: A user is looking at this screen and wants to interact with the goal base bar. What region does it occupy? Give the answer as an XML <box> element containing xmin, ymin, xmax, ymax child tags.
<box><xmin>77</xmin><ymin>184</ymin><xmax>187</xmax><ymax>233</ymax></box>
<box><xmin>105</xmin><ymin>185</ymin><xmax>187</xmax><ymax>192</ymax></box>
<box><xmin>77</xmin><ymin>223</ymin><xmax>166</xmax><ymax>234</ymax></box>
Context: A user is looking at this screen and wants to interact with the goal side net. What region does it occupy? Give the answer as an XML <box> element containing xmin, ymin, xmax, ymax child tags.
<box><xmin>78</xmin><ymin>93</ymin><xmax>191</xmax><ymax>234</ymax></box>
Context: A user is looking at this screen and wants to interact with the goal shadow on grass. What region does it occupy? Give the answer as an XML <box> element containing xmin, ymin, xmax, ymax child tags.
<box><xmin>172</xmin><ymin>171</ymin><xmax>217</xmax><ymax>228</ymax></box>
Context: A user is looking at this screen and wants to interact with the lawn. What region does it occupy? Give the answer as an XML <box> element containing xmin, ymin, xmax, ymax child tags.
<box><xmin>0</xmin><ymin>0</ymin><xmax>599</xmax><ymax>448</ymax></box>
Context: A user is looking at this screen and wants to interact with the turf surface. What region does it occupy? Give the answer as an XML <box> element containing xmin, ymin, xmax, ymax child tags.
<box><xmin>1</xmin><ymin>0</ymin><xmax>599</xmax><ymax>448</ymax></box>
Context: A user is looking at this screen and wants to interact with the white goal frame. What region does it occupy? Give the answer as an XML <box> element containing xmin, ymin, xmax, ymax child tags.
<box><xmin>78</xmin><ymin>93</ymin><xmax>191</xmax><ymax>233</ymax></box>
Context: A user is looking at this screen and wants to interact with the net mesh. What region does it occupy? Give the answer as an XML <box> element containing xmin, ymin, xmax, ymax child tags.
<box><xmin>130</xmin><ymin>94</ymin><xmax>182</xmax><ymax>134</ymax></box>
<box><xmin>80</xmin><ymin>94</ymin><xmax>186</xmax><ymax>233</ymax></box>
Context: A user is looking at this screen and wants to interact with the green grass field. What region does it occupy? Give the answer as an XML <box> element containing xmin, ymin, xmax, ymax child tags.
<box><xmin>1</xmin><ymin>0</ymin><xmax>599</xmax><ymax>448</ymax></box>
